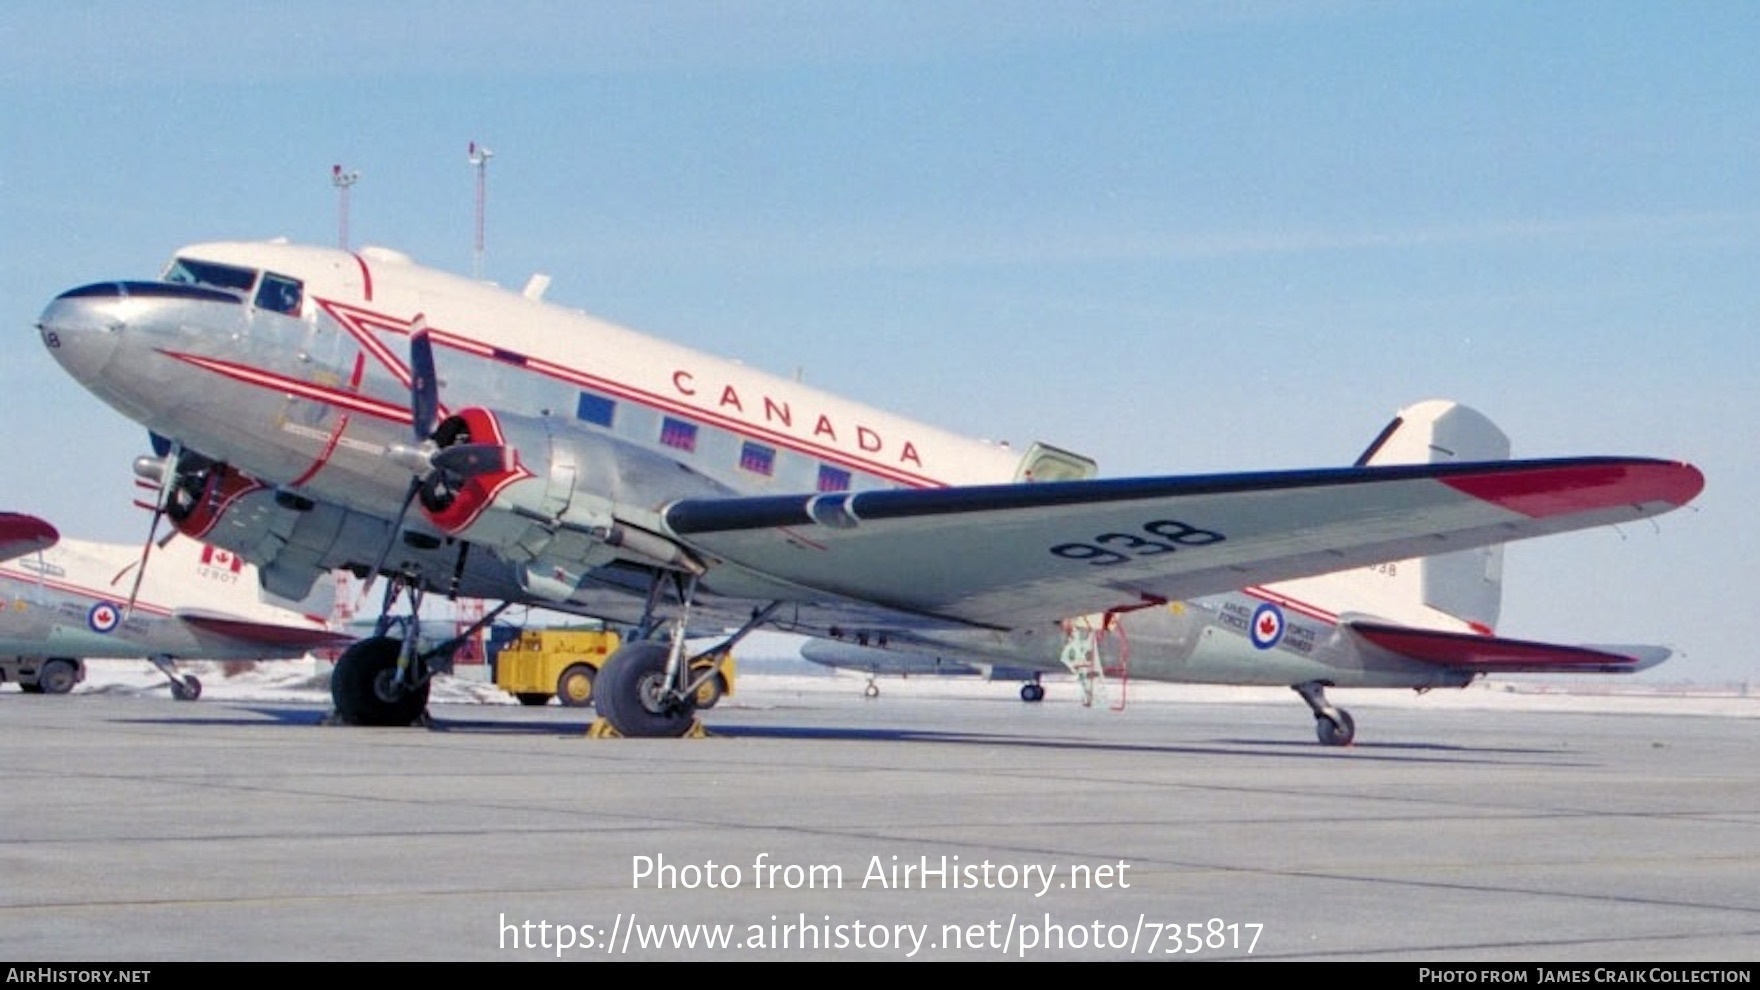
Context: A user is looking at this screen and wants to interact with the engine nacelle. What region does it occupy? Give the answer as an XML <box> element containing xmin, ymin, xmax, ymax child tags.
<box><xmin>414</xmin><ymin>407</ymin><xmax>732</xmax><ymax>596</ymax></box>
<box><xmin>135</xmin><ymin>454</ymin><xmax>386</xmax><ymax>603</ymax></box>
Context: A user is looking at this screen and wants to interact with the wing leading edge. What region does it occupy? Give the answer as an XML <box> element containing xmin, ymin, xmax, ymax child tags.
<box><xmin>662</xmin><ymin>457</ymin><xmax>1703</xmax><ymax>629</ymax></box>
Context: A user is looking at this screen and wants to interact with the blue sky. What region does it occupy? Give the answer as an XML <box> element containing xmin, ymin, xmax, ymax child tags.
<box><xmin>3</xmin><ymin>1</ymin><xmax>1753</xmax><ymax>682</ymax></box>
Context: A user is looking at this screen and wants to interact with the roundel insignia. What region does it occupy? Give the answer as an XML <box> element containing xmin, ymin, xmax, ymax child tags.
<box><xmin>1249</xmin><ymin>602</ymin><xmax>1285</xmax><ymax>650</ymax></box>
<box><xmin>88</xmin><ymin>601</ymin><xmax>123</xmax><ymax>634</ymax></box>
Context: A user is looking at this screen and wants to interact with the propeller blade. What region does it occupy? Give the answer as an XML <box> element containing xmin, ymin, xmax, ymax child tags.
<box><xmin>125</xmin><ymin>442</ymin><xmax>181</xmax><ymax>616</ymax></box>
<box><xmin>408</xmin><ymin>314</ymin><xmax>438</xmax><ymax>441</ymax></box>
<box><xmin>359</xmin><ymin>476</ymin><xmax>423</xmax><ymax>599</ymax></box>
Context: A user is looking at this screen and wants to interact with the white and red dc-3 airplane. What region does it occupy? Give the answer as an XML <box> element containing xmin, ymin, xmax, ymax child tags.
<box><xmin>0</xmin><ymin>511</ymin><xmax>350</xmax><ymax>699</ymax></box>
<box><xmin>36</xmin><ymin>240</ymin><xmax>1703</xmax><ymax>742</ymax></box>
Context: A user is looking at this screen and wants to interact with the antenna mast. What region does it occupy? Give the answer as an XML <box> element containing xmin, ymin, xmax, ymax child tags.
<box><xmin>331</xmin><ymin>164</ymin><xmax>360</xmax><ymax>251</ymax></box>
<box><xmin>468</xmin><ymin>141</ymin><xmax>493</xmax><ymax>278</ymax></box>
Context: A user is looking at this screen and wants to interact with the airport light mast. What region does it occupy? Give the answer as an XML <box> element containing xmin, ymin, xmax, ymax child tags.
<box><xmin>469</xmin><ymin>141</ymin><xmax>493</xmax><ymax>279</ymax></box>
<box><xmin>331</xmin><ymin>164</ymin><xmax>360</xmax><ymax>251</ymax></box>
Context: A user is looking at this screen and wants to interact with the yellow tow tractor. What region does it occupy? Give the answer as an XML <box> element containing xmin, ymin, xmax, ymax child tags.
<box><xmin>491</xmin><ymin>626</ymin><xmax>735</xmax><ymax>710</ymax></box>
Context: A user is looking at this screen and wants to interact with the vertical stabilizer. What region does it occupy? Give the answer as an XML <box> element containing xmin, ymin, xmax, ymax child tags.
<box><xmin>1270</xmin><ymin>401</ymin><xmax>1509</xmax><ymax>632</ymax></box>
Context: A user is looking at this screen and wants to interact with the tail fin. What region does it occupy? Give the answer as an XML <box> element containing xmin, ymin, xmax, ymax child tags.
<box><xmin>1269</xmin><ymin>400</ymin><xmax>1509</xmax><ymax>633</ymax></box>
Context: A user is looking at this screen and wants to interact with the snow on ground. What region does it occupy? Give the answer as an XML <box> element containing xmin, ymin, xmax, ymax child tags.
<box><xmin>22</xmin><ymin>657</ymin><xmax>1759</xmax><ymax>720</ymax></box>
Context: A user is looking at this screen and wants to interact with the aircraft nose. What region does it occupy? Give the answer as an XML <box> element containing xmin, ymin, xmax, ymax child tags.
<box><xmin>37</xmin><ymin>282</ymin><xmax>131</xmax><ymax>384</ymax></box>
<box><xmin>39</xmin><ymin>280</ymin><xmax>246</xmax><ymax>395</ymax></box>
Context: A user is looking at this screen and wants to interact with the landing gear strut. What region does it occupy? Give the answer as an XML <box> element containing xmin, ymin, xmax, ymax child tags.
<box><xmin>1293</xmin><ymin>680</ymin><xmax>1355</xmax><ymax>747</ymax></box>
<box><xmin>329</xmin><ymin>575</ymin><xmax>511</xmax><ymax>726</ymax></box>
<box><xmin>594</xmin><ymin>574</ymin><xmax>777</xmax><ymax>738</ymax></box>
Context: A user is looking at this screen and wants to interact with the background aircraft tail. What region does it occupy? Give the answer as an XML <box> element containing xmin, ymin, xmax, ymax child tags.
<box><xmin>1267</xmin><ymin>400</ymin><xmax>1510</xmax><ymax>633</ymax></box>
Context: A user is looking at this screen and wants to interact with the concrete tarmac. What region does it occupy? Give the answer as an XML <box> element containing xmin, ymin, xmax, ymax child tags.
<box><xmin>2</xmin><ymin>676</ymin><xmax>1756</xmax><ymax>961</ymax></box>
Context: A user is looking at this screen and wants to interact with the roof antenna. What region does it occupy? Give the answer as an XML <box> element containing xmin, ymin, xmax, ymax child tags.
<box><xmin>331</xmin><ymin>164</ymin><xmax>360</xmax><ymax>251</ymax></box>
<box><xmin>469</xmin><ymin>141</ymin><xmax>493</xmax><ymax>278</ymax></box>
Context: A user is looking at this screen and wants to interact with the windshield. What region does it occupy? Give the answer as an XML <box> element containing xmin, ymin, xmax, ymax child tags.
<box><xmin>163</xmin><ymin>257</ymin><xmax>303</xmax><ymax>315</ymax></box>
<box><xmin>163</xmin><ymin>257</ymin><xmax>257</xmax><ymax>297</ymax></box>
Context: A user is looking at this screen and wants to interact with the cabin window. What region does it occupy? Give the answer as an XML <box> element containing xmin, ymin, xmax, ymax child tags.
<box><xmin>817</xmin><ymin>465</ymin><xmax>851</xmax><ymax>492</ymax></box>
<box><xmin>576</xmin><ymin>392</ymin><xmax>616</xmax><ymax>427</ymax></box>
<box><xmin>163</xmin><ymin>257</ymin><xmax>257</xmax><ymax>297</ymax></box>
<box><xmin>739</xmin><ymin>441</ymin><xmax>775</xmax><ymax>477</ymax></box>
<box><xmin>254</xmin><ymin>272</ymin><xmax>303</xmax><ymax>315</ymax></box>
<box><xmin>660</xmin><ymin>417</ymin><xmax>698</xmax><ymax>452</ymax></box>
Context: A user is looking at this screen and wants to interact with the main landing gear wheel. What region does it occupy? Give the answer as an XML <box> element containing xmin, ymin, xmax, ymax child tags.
<box><xmin>1020</xmin><ymin>682</ymin><xmax>1045</xmax><ymax>703</ymax></box>
<box><xmin>37</xmin><ymin>658</ymin><xmax>79</xmax><ymax>695</ymax></box>
<box><xmin>556</xmin><ymin>663</ymin><xmax>595</xmax><ymax>708</ymax></box>
<box><xmin>1316</xmin><ymin>709</ymin><xmax>1356</xmax><ymax>747</ymax></box>
<box><xmin>170</xmin><ymin>676</ymin><xmax>202</xmax><ymax>702</ymax></box>
<box><xmin>331</xmin><ymin>636</ymin><xmax>430</xmax><ymax>726</ymax></box>
<box><xmin>596</xmin><ymin>641</ymin><xmax>698</xmax><ymax>738</ymax></box>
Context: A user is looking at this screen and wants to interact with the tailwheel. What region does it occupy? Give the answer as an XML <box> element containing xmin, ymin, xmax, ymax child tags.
<box><xmin>1316</xmin><ymin>709</ymin><xmax>1356</xmax><ymax>747</ymax></box>
<box><xmin>1292</xmin><ymin>680</ymin><xmax>1356</xmax><ymax>747</ymax></box>
<box><xmin>596</xmin><ymin>641</ymin><xmax>698</xmax><ymax>738</ymax></box>
<box><xmin>170</xmin><ymin>675</ymin><xmax>202</xmax><ymax>702</ymax></box>
<box><xmin>331</xmin><ymin>636</ymin><xmax>430</xmax><ymax>726</ymax></box>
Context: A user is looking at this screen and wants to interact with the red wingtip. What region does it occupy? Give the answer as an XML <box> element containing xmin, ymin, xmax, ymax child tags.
<box><xmin>1443</xmin><ymin>460</ymin><xmax>1703</xmax><ymax>519</ymax></box>
<box><xmin>0</xmin><ymin>513</ymin><xmax>60</xmax><ymax>557</ymax></box>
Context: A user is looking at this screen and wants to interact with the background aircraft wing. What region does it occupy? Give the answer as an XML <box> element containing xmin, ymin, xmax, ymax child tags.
<box><xmin>1347</xmin><ymin>621</ymin><xmax>1671</xmax><ymax>674</ymax></box>
<box><xmin>662</xmin><ymin>457</ymin><xmax>1702</xmax><ymax>629</ymax></box>
<box><xmin>0</xmin><ymin>512</ymin><xmax>59</xmax><ymax>563</ymax></box>
<box><xmin>173</xmin><ymin>610</ymin><xmax>356</xmax><ymax>652</ymax></box>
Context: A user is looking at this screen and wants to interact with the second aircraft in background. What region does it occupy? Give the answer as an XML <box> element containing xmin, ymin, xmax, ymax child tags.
<box><xmin>0</xmin><ymin>513</ymin><xmax>350</xmax><ymax>699</ymax></box>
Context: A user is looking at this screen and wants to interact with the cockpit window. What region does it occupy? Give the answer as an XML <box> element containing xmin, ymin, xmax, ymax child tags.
<box><xmin>255</xmin><ymin>272</ymin><xmax>303</xmax><ymax>316</ymax></box>
<box><xmin>163</xmin><ymin>257</ymin><xmax>257</xmax><ymax>297</ymax></box>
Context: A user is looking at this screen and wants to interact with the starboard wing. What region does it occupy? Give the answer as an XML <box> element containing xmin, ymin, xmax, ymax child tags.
<box><xmin>661</xmin><ymin>457</ymin><xmax>1702</xmax><ymax>629</ymax></box>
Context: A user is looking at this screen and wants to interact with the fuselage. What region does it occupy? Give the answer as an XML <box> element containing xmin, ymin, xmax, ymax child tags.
<box><xmin>35</xmin><ymin>241</ymin><xmax>1474</xmax><ymax>691</ymax></box>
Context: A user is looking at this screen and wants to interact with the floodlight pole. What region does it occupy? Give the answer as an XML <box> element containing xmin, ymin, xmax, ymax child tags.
<box><xmin>331</xmin><ymin>164</ymin><xmax>360</xmax><ymax>251</ymax></box>
<box><xmin>469</xmin><ymin>141</ymin><xmax>493</xmax><ymax>279</ymax></box>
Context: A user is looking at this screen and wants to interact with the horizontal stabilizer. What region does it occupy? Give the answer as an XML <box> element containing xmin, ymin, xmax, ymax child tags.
<box><xmin>1348</xmin><ymin>621</ymin><xmax>1670</xmax><ymax>674</ymax></box>
<box><xmin>175</xmin><ymin>610</ymin><xmax>355</xmax><ymax>651</ymax></box>
<box><xmin>0</xmin><ymin>512</ymin><xmax>59</xmax><ymax>563</ymax></box>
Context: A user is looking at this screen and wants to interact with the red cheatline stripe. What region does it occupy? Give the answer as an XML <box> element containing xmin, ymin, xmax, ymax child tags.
<box><xmin>314</xmin><ymin>297</ymin><xmax>950</xmax><ymax>490</ymax></box>
<box><xmin>0</xmin><ymin>567</ymin><xmax>172</xmax><ymax>617</ymax></box>
<box><xmin>164</xmin><ymin>352</ymin><xmax>411</xmax><ymax>423</ymax></box>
